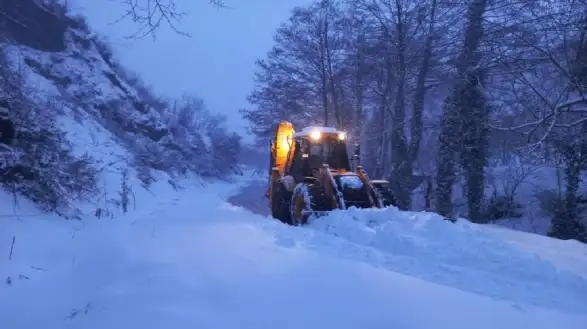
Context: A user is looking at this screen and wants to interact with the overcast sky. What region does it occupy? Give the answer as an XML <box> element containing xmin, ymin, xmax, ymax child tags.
<box><xmin>70</xmin><ymin>0</ymin><xmax>310</xmax><ymax>142</ymax></box>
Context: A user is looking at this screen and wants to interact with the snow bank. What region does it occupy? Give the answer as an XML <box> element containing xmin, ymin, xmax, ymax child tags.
<box><xmin>295</xmin><ymin>207</ymin><xmax>587</xmax><ymax>313</ymax></box>
<box><xmin>1</xmin><ymin>176</ymin><xmax>587</xmax><ymax>329</ymax></box>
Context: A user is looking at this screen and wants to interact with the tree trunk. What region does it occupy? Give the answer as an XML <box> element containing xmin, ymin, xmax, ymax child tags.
<box><xmin>435</xmin><ymin>101</ymin><xmax>458</xmax><ymax>218</ymax></box>
<box><xmin>354</xmin><ymin>33</ymin><xmax>365</xmax><ymax>139</ymax></box>
<box><xmin>435</xmin><ymin>0</ymin><xmax>488</xmax><ymax>220</ymax></box>
<box><xmin>549</xmin><ymin>144</ymin><xmax>586</xmax><ymax>241</ymax></box>
<box><xmin>388</xmin><ymin>0</ymin><xmax>411</xmax><ymax>210</ymax></box>
<box><xmin>324</xmin><ymin>19</ymin><xmax>342</xmax><ymax>128</ymax></box>
<box><xmin>375</xmin><ymin>97</ymin><xmax>386</xmax><ymax>178</ymax></box>
<box><xmin>320</xmin><ymin>18</ymin><xmax>329</xmax><ymax>126</ymax></box>
<box><xmin>409</xmin><ymin>0</ymin><xmax>437</xmax><ymax>162</ymax></box>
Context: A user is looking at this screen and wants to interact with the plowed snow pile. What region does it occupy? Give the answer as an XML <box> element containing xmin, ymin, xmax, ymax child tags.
<box><xmin>1</xmin><ymin>174</ymin><xmax>587</xmax><ymax>329</ymax></box>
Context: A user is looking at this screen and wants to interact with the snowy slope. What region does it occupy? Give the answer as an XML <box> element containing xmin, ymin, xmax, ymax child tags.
<box><xmin>1</xmin><ymin>172</ymin><xmax>586</xmax><ymax>329</ymax></box>
<box><xmin>0</xmin><ymin>4</ymin><xmax>242</xmax><ymax>217</ymax></box>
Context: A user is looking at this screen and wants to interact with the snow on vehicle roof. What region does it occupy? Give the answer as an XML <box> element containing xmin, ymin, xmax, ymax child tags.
<box><xmin>293</xmin><ymin>126</ymin><xmax>344</xmax><ymax>137</ymax></box>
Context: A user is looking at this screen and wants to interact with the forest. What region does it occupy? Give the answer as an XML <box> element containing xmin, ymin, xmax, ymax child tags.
<box><xmin>241</xmin><ymin>0</ymin><xmax>587</xmax><ymax>242</ymax></box>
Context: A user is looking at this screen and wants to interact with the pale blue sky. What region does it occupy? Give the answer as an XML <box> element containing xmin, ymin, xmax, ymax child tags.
<box><xmin>70</xmin><ymin>0</ymin><xmax>310</xmax><ymax>142</ymax></box>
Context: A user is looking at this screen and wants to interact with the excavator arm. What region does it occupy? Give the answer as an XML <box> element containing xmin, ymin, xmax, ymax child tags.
<box><xmin>267</xmin><ymin>121</ymin><xmax>295</xmax><ymax>200</ymax></box>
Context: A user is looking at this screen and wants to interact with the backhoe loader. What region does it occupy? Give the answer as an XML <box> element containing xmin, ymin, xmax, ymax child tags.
<box><xmin>266</xmin><ymin>121</ymin><xmax>396</xmax><ymax>225</ymax></box>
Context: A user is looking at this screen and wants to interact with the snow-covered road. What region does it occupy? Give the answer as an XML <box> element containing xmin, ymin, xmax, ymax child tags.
<box><xmin>1</xmin><ymin>175</ymin><xmax>586</xmax><ymax>329</ymax></box>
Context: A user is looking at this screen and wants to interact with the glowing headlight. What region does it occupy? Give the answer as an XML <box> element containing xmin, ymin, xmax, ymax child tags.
<box><xmin>310</xmin><ymin>131</ymin><xmax>321</xmax><ymax>140</ymax></box>
<box><xmin>338</xmin><ymin>132</ymin><xmax>346</xmax><ymax>140</ymax></box>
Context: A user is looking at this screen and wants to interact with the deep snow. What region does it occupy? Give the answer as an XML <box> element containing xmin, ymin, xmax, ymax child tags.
<box><xmin>1</xmin><ymin>172</ymin><xmax>587</xmax><ymax>329</ymax></box>
<box><xmin>4</xmin><ymin>4</ymin><xmax>585</xmax><ymax>327</ymax></box>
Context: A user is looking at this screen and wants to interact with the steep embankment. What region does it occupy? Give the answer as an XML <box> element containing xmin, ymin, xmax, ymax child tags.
<box><xmin>0</xmin><ymin>0</ymin><xmax>240</xmax><ymax>215</ymax></box>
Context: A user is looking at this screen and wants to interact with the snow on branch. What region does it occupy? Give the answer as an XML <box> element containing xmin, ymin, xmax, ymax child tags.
<box><xmin>490</xmin><ymin>94</ymin><xmax>587</xmax><ymax>151</ymax></box>
<box><xmin>556</xmin><ymin>96</ymin><xmax>587</xmax><ymax>110</ymax></box>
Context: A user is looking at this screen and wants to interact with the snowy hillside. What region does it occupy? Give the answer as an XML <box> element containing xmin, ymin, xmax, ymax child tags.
<box><xmin>0</xmin><ymin>0</ymin><xmax>241</xmax><ymax>216</ymax></box>
<box><xmin>2</xmin><ymin>172</ymin><xmax>587</xmax><ymax>329</ymax></box>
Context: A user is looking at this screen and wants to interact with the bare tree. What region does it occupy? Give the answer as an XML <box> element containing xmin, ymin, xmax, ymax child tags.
<box><xmin>479</xmin><ymin>0</ymin><xmax>587</xmax><ymax>238</ymax></box>
<box><xmin>351</xmin><ymin>0</ymin><xmax>443</xmax><ymax>210</ymax></box>
<box><xmin>241</xmin><ymin>1</ymin><xmax>347</xmax><ymax>144</ymax></box>
<box><xmin>119</xmin><ymin>0</ymin><xmax>225</xmax><ymax>39</ymax></box>
<box><xmin>485</xmin><ymin>1</ymin><xmax>586</xmax><ymax>149</ymax></box>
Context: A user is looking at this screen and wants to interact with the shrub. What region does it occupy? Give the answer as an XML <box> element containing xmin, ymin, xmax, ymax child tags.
<box><xmin>481</xmin><ymin>194</ymin><xmax>523</xmax><ymax>222</ymax></box>
<box><xmin>0</xmin><ymin>50</ymin><xmax>98</xmax><ymax>213</ymax></box>
<box><xmin>536</xmin><ymin>190</ymin><xmax>587</xmax><ymax>243</ymax></box>
<box><xmin>2</xmin><ymin>109</ymin><xmax>99</xmax><ymax>212</ymax></box>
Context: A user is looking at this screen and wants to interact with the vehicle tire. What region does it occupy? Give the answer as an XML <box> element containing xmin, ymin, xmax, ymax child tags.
<box><xmin>271</xmin><ymin>181</ymin><xmax>291</xmax><ymax>224</ymax></box>
<box><xmin>370</xmin><ymin>183</ymin><xmax>397</xmax><ymax>208</ymax></box>
<box><xmin>378</xmin><ymin>188</ymin><xmax>397</xmax><ymax>207</ymax></box>
<box><xmin>290</xmin><ymin>183</ymin><xmax>311</xmax><ymax>226</ymax></box>
<box><xmin>290</xmin><ymin>183</ymin><xmax>332</xmax><ymax>226</ymax></box>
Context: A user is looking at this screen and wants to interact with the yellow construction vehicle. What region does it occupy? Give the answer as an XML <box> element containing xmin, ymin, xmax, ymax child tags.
<box><xmin>267</xmin><ymin>121</ymin><xmax>396</xmax><ymax>225</ymax></box>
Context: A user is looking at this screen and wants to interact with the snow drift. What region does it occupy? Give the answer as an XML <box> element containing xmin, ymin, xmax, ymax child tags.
<box><xmin>1</xmin><ymin>172</ymin><xmax>586</xmax><ymax>329</ymax></box>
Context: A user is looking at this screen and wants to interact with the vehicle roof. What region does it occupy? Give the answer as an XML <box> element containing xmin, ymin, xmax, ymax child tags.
<box><xmin>292</xmin><ymin>126</ymin><xmax>345</xmax><ymax>138</ymax></box>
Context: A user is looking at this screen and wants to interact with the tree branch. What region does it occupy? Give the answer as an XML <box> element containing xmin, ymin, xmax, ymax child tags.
<box><xmin>116</xmin><ymin>0</ymin><xmax>225</xmax><ymax>39</ymax></box>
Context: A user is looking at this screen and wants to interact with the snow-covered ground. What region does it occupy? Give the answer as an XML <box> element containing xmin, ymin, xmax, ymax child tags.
<box><xmin>5</xmin><ymin>3</ymin><xmax>585</xmax><ymax>327</ymax></box>
<box><xmin>1</xmin><ymin>171</ymin><xmax>587</xmax><ymax>329</ymax></box>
